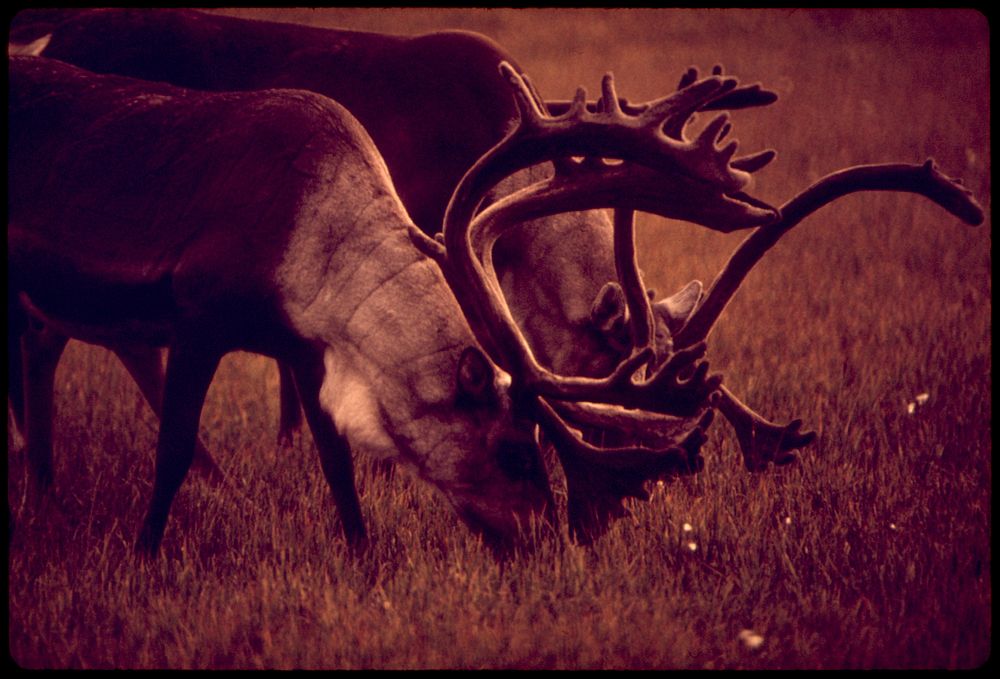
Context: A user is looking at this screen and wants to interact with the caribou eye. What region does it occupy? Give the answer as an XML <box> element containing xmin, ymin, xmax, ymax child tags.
<box><xmin>456</xmin><ymin>346</ymin><xmax>499</xmax><ymax>408</ymax></box>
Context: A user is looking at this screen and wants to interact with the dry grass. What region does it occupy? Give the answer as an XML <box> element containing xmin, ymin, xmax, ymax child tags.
<box><xmin>7</xmin><ymin>8</ymin><xmax>990</xmax><ymax>669</ymax></box>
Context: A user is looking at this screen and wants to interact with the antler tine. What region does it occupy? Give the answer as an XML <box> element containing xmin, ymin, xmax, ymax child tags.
<box><xmin>600</xmin><ymin>73</ymin><xmax>624</xmax><ymax>117</ymax></box>
<box><xmin>677</xmin><ymin>66</ymin><xmax>699</xmax><ymax>90</ymax></box>
<box><xmin>613</xmin><ymin>208</ymin><xmax>655</xmax><ymax>352</ymax></box>
<box><xmin>502</xmin><ymin>63</ymin><xmax>549</xmax><ymax>129</ymax></box>
<box><xmin>646</xmin><ymin>76</ymin><xmax>737</xmax><ymax>139</ymax></box>
<box><xmin>716</xmin><ymin>385</ymin><xmax>815</xmax><ymax>471</ymax></box>
<box><xmin>520</xmin><ymin>71</ymin><xmax>550</xmax><ymax>115</ymax></box>
<box><xmin>675</xmin><ymin>160</ymin><xmax>985</xmax><ymax>348</ymax></box>
<box><xmin>731</xmin><ymin>149</ymin><xmax>777</xmax><ymax>173</ymax></box>
<box><xmin>705</xmin><ymin>83</ymin><xmax>779</xmax><ymax>112</ymax></box>
<box><xmin>696</xmin><ymin>113</ymin><xmax>738</xmax><ymax>155</ymax></box>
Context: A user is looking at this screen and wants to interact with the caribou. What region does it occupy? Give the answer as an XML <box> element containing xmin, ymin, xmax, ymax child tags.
<box><xmin>12</xmin><ymin>55</ymin><xmax>786</xmax><ymax>554</ymax></box>
<box><xmin>10</xmin><ymin>55</ymin><xmax>566</xmax><ymax>554</ymax></box>
<box><xmin>6</xmin><ymin>9</ymin><xmax>818</xmax><ymax>497</ymax></box>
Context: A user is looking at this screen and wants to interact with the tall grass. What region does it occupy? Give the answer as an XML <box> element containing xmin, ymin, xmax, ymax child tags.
<box><xmin>7</xmin><ymin>8</ymin><xmax>990</xmax><ymax>669</ymax></box>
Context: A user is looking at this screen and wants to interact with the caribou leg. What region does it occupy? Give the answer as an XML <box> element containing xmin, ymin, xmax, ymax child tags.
<box><xmin>20</xmin><ymin>320</ymin><xmax>69</xmax><ymax>493</ymax></box>
<box><xmin>114</xmin><ymin>345</ymin><xmax>227</xmax><ymax>485</ymax></box>
<box><xmin>716</xmin><ymin>385</ymin><xmax>815</xmax><ymax>471</ymax></box>
<box><xmin>288</xmin><ymin>350</ymin><xmax>368</xmax><ymax>551</ymax></box>
<box><xmin>8</xmin><ymin>297</ymin><xmax>27</xmax><ymax>437</ymax></box>
<box><xmin>135</xmin><ymin>339</ymin><xmax>222</xmax><ymax>557</ymax></box>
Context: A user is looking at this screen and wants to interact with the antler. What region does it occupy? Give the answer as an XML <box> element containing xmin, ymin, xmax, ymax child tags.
<box><xmin>674</xmin><ymin>159</ymin><xmax>986</xmax><ymax>348</ymax></box>
<box><xmin>441</xmin><ymin>62</ymin><xmax>779</xmax><ymax>417</ymax></box>
<box><xmin>444</xmin><ymin>63</ymin><xmax>769</xmax><ymax>228</ymax></box>
<box><xmin>432</xmin><ymin>62</ymin><xmax>781</xmax><ymax>539</ymax></box>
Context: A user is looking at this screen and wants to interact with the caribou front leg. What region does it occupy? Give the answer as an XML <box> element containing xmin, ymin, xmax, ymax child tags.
<box><xmin>716</xmin><ymin>384</ymin><xmax>815</xmax><ymax>471</ymax></box>
<box><xmin>135</xmin><ymin>339</ymin><xmax>222</xmax><ymax>558</ymax></box>
<box><xmin>114</xmin><ymin>345</ymin><xmax>227</xmax><ymax>485</ymax></box>
<box><xmin>288</xmin><ymin>350</ymin><xmax>368</xmax><ymax>551</ymax></box>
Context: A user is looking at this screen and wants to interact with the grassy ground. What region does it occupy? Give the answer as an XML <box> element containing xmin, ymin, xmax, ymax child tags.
<box><xmin>7</xmin><ymin>8</ymin><xmax>990</xmax><ymax>669</ymax></box>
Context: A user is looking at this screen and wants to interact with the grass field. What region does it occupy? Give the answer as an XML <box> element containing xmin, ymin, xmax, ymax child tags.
<box><xmin>7</xmin><ymin>8</ymin><xmax>990</xmax><ymax>669</ymax></box>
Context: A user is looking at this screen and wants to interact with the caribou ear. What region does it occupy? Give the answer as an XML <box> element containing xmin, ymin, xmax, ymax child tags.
<box><xmin>456</xmin><ymin>346</ymin><xmax>498</xmax><ymax>405</ymax></box>
<box><xmin>590</xmin><ymin>282</ymin><xmax>628</xmax><ymax>334</ymax></box>
<box><xmin>653</xmin><ymin>280</ymin><xmax>704</xmax><ymax>334</ymax></box>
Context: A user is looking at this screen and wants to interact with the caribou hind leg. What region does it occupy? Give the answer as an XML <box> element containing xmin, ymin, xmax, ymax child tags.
<box><xmin>20</xmin><ymin>318</ymin><xmax>69</xmax><ymax>493</ymax></box>
<box><xmin>276</xmin><ymin>361</ymin><xmax>303</xmax><ymax>446</ymax></box>
<box><xmin>8</xmin><ymin>296</ymin><xmax>27</xmax><ymax>437</ymax></box>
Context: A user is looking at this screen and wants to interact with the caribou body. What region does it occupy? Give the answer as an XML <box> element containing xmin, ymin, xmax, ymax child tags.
<box><xmin>8</xmin><ymin>56</ymin><xmax>570</xmax><ymax>553</ymax></box>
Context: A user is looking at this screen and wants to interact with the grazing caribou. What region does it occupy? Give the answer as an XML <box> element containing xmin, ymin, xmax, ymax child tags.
<box><xmin>10</xmin><ymin>55</ymin><xmax>565</xmax><ymax>555</ymax></box>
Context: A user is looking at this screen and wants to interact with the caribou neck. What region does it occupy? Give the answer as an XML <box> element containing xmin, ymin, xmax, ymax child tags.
<box><xmin>275</xmin><ymin>154</ymin><xmax>485</xmax><ymax>467</ymax></box>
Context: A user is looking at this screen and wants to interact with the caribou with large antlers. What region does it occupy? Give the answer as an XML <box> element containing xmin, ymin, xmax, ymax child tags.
<box><xmin>9</xmin><ymin>55</ymin><xmax>565</xmax><ymax>555</ymax></box>
<box><xmin>433</xmin><ymin>63</ymin><xmax>984</xmax><ymax>535</ymax></box>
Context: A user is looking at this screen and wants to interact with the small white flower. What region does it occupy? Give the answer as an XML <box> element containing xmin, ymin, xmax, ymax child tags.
<box><xmin>907</xmin><ymin>392</ymin><xmax>930</xmax><ymax>415</ymax></box>
<box><xmin>686</xmin><ymin>541</ymin><xmax>698</xmax><ymax>552</ymax></box>
<box><xmin>889</xmin><ymin>523</ymin><xmax>898</xmax><ymax>531</ymax></box>
<box><xmin>784</xmin><ymin>516</ymin><xmax>792</xmax><ymax>525</ymax></box>
<box><xmin>682</xmin><ymin>522</ymin><xmax>693</xmax><ymax>533</ymax></box>
<box><xmin>738</xmin><ymin>629</ymin><xmax>765</xmax><ymax>650</ymax></box>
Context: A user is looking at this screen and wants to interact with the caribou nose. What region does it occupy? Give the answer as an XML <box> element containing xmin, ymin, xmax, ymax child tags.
<box><xmin>496</xmin><ymin>435</ymin><xmax>559</xmax><ymax>530</ymax></box>
<box><xmin>457</xmin><ymin>500</ymin><xmax>557</xmax><ymax>560</ymax></box>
